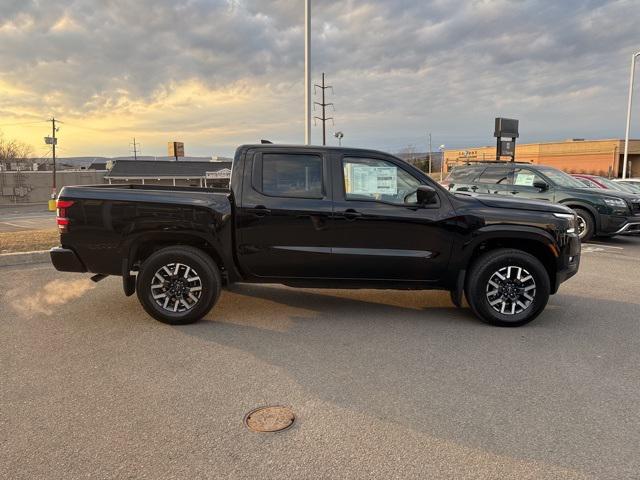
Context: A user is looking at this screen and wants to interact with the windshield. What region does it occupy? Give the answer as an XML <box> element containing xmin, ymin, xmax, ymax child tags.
<box><xmin>597</xmin><ymin>177</ymin><xmax>639</xmax><ymax>193</ymax></box>
<box><xmin>537</xmin><ymin>167</ymin><xmax>587</xmax><ymax>188</ymax></box>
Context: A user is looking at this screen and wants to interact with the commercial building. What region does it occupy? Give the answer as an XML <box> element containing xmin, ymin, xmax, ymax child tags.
<box><xmin>443</xmin><ymin>139</ymin><xmax>640</xmax><ymax>177</ymax></box>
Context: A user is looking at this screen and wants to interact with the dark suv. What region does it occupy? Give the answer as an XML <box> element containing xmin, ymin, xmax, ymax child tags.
<box><xmin>444</xmin><ymin>162</ymin><xmax>640</xmax><ymax>241</ymax></box>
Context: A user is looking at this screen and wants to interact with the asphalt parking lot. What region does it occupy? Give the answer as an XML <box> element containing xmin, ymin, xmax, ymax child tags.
<box><xmin>0</xmin><ymin>205</ymin><xmax>55</xmax><ymax>232</ymax></box>
<box><xmin>2</xmin><ymin>237</ymin><xmax>640</xmax><ymax>479</ymax></box>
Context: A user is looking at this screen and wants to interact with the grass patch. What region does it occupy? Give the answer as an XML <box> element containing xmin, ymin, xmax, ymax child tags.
<box><xmin>0</xmin><ymin>229</ymin><xmax>59</xmax><ymax>254</ymax></box>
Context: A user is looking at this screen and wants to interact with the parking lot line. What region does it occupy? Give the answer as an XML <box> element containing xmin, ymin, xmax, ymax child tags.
<box><xmin>587</xmin><ymin>243</ymin><xmax>624</xmax><ymax>249</ymax></box>
<box><xmin>0</xmin><ymin>221</ymin><xmax>32</xmax><ymax>228</ymax></box>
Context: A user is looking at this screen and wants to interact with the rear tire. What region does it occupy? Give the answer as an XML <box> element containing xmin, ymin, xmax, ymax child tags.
<box><xmin>136</xmin><ymin>246</ymin><xmax>221</xmax><ymax>325</ymax></box>
<box><xmin>465</xmin><ymin>248</ymin><xmax>550</xmax><ymax>327</ymax></box>
<box><xmin>572</xmin><ymin>208</ymin><xmax>594</xmax><ymax>242</ymax></box>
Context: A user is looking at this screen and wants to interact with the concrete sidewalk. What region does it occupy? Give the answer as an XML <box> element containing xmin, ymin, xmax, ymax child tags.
<box><xmin>0</xmin><ymin>250</ymin><xmax>50</xmax><ymax>267</ymax></box>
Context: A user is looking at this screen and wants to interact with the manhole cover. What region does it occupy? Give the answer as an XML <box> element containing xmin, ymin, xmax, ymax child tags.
<box><xmin>244</xmin><ymin>406</ymin><xmax>295</xmax><ymax>432</ymax></box>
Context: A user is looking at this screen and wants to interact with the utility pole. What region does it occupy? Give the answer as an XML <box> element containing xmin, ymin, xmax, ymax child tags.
<box><xmin>130</xmin><ymin>137</ymin><xmax>140</xmax><ymax>160</ymax></box>
<box><xmin>49</xmin><ymin>117</ymin><xmax>58</xmax><ymax>197</ymax></box>
<box><xmin>304</xmin><ymin>0</ymin><xmax>311</xmax><ymax>145</ymax></box>
<box><xmin>439</xmin><ymin>144</ymin><xmax>446</xmax><ymax>181</ymax></box>
<box><xmin>428</xmin><ymin>133</ymin><xmax>433</xmax><ymax>175</ymax></box>
<box><xmin>314</xmin><ymin>72</ymin><xmax>334</xmax><ymax>145</ymax></box>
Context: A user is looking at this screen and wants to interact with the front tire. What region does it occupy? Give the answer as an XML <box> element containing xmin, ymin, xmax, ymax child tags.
<box><xmin>465</xmin><ymin>248</ymin><xmax>550</xmax><ymax>327</ymax></box>
<box><xmin>573</xmin><ymin>208</ymin><xmax>594</xmax><ymax>242</ymax></box>
<box><xmin>136</xmin><ymin>246</ymin><xmax>221</xmax><ymax>325</ymax></box>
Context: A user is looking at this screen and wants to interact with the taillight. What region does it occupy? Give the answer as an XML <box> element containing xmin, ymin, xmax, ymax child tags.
<box><xmin>56</xmin><ymin>200</ymin><xmax>74</xmax><ymax>233</ymax></box>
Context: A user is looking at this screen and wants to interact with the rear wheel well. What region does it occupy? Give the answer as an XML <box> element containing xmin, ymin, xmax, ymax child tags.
<box><xmin>130</xmin><ymin>237</ymin><xmax>226</xmax><ymax>283</ymax></box>
<box><xmin>469</xmin><ymin>238</ymin><xmax>556</xmax><ymax>288</ymax></box>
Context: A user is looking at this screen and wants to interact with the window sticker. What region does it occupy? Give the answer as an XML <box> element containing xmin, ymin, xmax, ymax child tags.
<box><xmin>514</xmin><ymin>173</ymin><xmax>535</xmax><ymax>186</ymax></box>
<box><xmin>349</xmin><ymin>165</ymin><xmax>398</xmax><ymax>195</ymax></box>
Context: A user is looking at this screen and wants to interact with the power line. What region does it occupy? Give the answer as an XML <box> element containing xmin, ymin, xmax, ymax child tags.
<box><xmin>314</xmin><ymin>72</ymin><xmax>334</xmax><ymax>146</ymax></box>
<box><xmin>0</xmin><ymin>120</ymin><xmax>47</xmax><ymax>128</ymax></box>
<box><xmin>60</xmin><ymin>121</ymin><xmax>105</xmax><ymax>133</ymax></box>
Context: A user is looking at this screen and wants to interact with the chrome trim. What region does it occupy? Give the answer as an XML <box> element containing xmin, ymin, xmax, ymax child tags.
<box><xmin>612</xmin><ymin>222</ymin><xmax>640</xmax><ymax>235</ymax></box>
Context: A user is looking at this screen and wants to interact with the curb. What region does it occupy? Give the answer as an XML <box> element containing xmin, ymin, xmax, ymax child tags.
<box><xmin>0</xmin><ymin>250</ymin><xmax>50</xmax><ymax>267</ymax></box>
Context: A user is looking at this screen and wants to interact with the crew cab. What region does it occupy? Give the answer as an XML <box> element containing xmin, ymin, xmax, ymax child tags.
<box><xmin>51</xmin><ymin>145</ymin><xmax>581</xmax><ymax>327</ymax></box>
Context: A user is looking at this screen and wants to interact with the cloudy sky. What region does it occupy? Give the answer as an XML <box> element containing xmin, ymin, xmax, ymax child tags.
<box><xmin>0</xmin><ymin>0</ymin><xmax>638</xmax><ymax>158</ymax></box>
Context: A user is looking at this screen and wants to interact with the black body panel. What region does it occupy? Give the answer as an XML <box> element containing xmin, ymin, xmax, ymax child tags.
<box><xmin>52</xmin><ymin>145</ymin><xmax>580</xmax><ymax>296</ymax></box>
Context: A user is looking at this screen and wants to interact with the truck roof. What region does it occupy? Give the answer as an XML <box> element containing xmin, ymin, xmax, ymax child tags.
<box><xmin>452</xmin><ymin>161</ymin><xmax>533</xmax><ymax>167</ymax></box>
<box><xmin>236</xmin><ymin>144</ymin><xmax>399</xmax><ymax>158</ymax></box>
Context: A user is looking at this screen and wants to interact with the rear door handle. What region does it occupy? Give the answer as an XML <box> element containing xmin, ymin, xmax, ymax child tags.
<box><xmin>247</xmin><ymin>205</ymin><xmax>271</xmax><ymax>217</ymax></box>
<box><xmin>342</xmin><ymin>208</ymin><xmax>362</xmax><ymax>220</ymax></box>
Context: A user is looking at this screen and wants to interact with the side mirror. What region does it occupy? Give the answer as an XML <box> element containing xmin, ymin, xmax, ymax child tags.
<box><xmin>533</xmin><ymin>181</ymin><xmax>549</xmax><ymax>191</ymax></box>
<box><xmin>416</xmin><ymin>185</ymin><xmax>438</xmax><ymax>205</ymax></box>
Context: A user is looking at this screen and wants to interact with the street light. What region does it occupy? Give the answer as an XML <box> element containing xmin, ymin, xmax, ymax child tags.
<box><xmin>439</xmin><ymin>144</ymin><xmax>446</xmax><ymax>181</ymax></box>
<box><xmin>334</xmin><ymin>131</ymin><xmax>344</xmax><ymax>146</ymax></box>
<box><xmin>623</xmin><ymin>50</ymin><xmax>640</xmax><ymax>179</ymax></box>
<box><xmin>304</xmin><ymin>0</ymin><xmax>311</xmax><ymax>145</ymax></box>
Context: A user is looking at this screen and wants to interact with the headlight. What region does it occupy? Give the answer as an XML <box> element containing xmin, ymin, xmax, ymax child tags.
<box><xmin>602</xmin><ymin>197</ymin><xmax>627</xmax><ymax>208</ymax></box>
<box><xmin>553</xmin><ymin>212</ymin><xmax>577</xmax><ymax>233</ymax></box>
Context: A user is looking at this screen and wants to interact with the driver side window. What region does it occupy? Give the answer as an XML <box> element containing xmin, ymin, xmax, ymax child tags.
<box><xmin>512</xmin><ymin>168</ymin><xmax>547</xmax><ymax>188</ymax></box>
<box><xmin>343</xmin><ymin>157</ymin><xmax>422</xmax><ymax>205</ymax></box>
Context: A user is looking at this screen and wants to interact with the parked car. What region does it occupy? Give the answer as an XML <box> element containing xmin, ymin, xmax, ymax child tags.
<box><xmin>572</xmin><ymin>174</ymin><xmax>640</xmax><ymax>195</ymax></box>
<box><xmin>613</xmin><ymin>178</ymin><xmax>640</xmax><ymax>189</ymax></box>
<box><xmin>51</xmin><ymin>144</ymin><xmax>581</xmax><ymax>327</ymax></box>
<box><xmin>611</xmin><ymin>178</ymin><xmax>640</xmax><ymax>193</ymax></box>
<box><xmin>444</xmin><ymin>162</ymin><xmax>640</xmax><ymax>241</ymax></box>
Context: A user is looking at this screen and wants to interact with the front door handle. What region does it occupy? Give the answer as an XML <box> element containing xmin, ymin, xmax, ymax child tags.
<box><xmin>247</xmin><ymin>205</ymin><xmax>271</xmax><ymax>217</ymax></box>
<box><xmin>342</xmin><ymin>208</ymin><xmax>362</xmax><ymax>220</ymax></box>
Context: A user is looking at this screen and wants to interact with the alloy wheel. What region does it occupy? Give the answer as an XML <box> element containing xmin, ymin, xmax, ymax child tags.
<box><xmin>485</xmin><ymin>265</ymin><xmax>536</xmax><ymax>315</ymax></box>
<box><xmin>576</xmin><ymin>214</ymin><xmax>587</xmax><ymax>239</ymax></box>
<box><xmin>150</xmin><ymin>262</ymin><xmax>203</xmax><ymax>313</ymax></box>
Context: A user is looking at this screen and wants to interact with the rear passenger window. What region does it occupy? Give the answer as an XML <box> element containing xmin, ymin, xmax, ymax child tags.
<box><xmin>478</xmin><ymin>167</ymin><xmax>512</xmax><ymax>184</ymax></box>
<box><xmin>257</xmin><ymin>153</ymin><xmax>323</xmax><ymax>198</ymax></box>
<box><xmin>446</xmin><ymin>166</ymin><xmax>485</xmax><ymax>183</ymax></box>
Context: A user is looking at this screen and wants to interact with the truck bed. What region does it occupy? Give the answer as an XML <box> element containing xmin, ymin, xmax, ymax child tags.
<box><xmin>56</xmin><ymin>183</ymin><xmax>234</xmax><ymax>277</ymax></box>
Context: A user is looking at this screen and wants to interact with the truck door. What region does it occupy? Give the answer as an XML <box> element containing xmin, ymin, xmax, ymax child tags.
<box><xmin>330</xmin><ymin>154</ymin><xmax>452</xmax><ymax>282</ymax></box>
<box><xmin>236</xmin><ymin>149</ymin><xmax>336</xmax><ymax>278</ymax></box>
<box><xmin>508</xmin><ymin>167</ymin><xmax>554</xmax><ymax>201</ymax></box>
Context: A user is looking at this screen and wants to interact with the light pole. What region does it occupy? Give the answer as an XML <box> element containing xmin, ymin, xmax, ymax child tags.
<box><xmin>623</xmin><ymin>51</ymin><xmax>640</xmax><ymax>179</ymax></box>
<box><xmin>334</xmin><ymin>131</ymin><xmax>344</xmax><ymax>146</ymax></box>
<box><xmin>304</xmin><ymin>0</ymin><xmax>311</xmax><ymax>145</ymax></box>
<box><xmin>439</xmin><ymin>144</ymin><xmax>446</xmax><ymax>181</ymax></box>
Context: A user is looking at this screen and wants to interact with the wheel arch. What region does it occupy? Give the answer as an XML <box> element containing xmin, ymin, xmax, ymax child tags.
<box><xmin>559</xmin><ymin>201</ymin><xmax>599</xmax><ymax>231</ymax></box>
<box><xmin>461</xmin><ymin>226</ymin><xmax>559</xmax><ymax>293</ymax></box>
<box><xmin>122</xmin><ymin>232</ymin><xmax>233</xmax><ymax>295</ymax></box>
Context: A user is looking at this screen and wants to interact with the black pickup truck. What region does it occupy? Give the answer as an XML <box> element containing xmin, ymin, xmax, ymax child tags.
<box><xmin>51</xmin><ymin>144</ymin><xmax>580</xmax><ymax>327</ymax></box>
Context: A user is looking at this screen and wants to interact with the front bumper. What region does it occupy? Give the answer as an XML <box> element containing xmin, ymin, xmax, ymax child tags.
<box><xmin>50</xmin><ymin>247</ymin><xmax>87</xmax><ymax>272</ymax></box>
<box><xmin>599</xmin><ymin>213</ymin><xmax>640</xmax><ymax>236</ymax></box>
<box><xmin>553</xmin><ymin>234</ymin><xmax>581</xmax><ymax>293</ymax></box>
<box><xmin>612</xmin><ymin>221</ymin><xmax>640</xmax><ymax>235</ymax></box>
